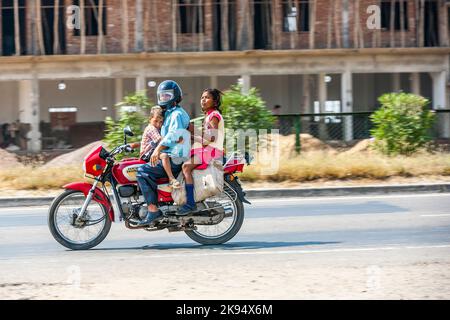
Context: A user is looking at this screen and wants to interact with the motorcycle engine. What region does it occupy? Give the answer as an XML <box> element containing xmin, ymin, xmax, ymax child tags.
<box><xmin>121</xmin><ymin>201</ymin><xmax>146</xmax><ymax>220</ymax></box>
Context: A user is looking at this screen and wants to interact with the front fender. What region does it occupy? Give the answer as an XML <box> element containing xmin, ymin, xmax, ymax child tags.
<box><xmin>63</xmin><ymin>182</ymin><xmax>115</xmax><ymax>222</ymax></box>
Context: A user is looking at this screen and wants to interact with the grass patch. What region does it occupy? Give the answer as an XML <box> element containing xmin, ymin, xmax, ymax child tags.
<box><xmin>0</xmin><ymin>151</ymin><xmax>449</xmax><ymax>191</ymax></box>
<box><xmin>238</xmin><ymin>151</ymin><xmax>450</xmax><ymax>183</ymax></box>
<box><xmin>0</xmin><ymin>165</ymin><xmax>85</xmax><ymax>190</ymax></box>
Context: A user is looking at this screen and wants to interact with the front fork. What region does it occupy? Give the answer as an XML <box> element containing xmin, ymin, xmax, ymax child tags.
<box><xmin>76</xmin><ymin>179</ymin><xmax>100</xmax><ymax>222</ymax></box>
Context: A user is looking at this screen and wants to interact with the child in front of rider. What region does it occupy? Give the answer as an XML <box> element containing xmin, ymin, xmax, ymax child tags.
<box><xmin>177</xmin><ymin>88</ymin><xmax>224</xmax><ymax>215</ymax></box>
<box><xmin>129</xmin><ymin>106</ymin><xmax>181</xmax><ymax>189</ymax></box>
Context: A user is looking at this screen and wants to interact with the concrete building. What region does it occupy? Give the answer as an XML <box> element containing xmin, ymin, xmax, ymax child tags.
<box><xmin>0</xmin><ymin>0</ymin><xmax>449</xmax><ymax>151</ymax></box>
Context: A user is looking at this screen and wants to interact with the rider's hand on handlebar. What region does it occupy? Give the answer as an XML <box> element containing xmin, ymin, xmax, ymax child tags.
<box><xmin>124</xmin><ymin>144</ymin><xmax>134</xmax><ymax>153</ymax></box>
<box><xmin>129</xmin><ymin>142</ymin><xmax>140</xmax><ymax>149</ymax></box>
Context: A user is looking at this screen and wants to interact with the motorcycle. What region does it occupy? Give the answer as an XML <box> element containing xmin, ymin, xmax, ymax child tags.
<box><xmin>48</xmin><ymin>126</ymin><xmax>251</xmax><ymax>250</ymax></box>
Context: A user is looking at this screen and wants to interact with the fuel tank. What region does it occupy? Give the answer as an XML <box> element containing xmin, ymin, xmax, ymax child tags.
<box><xmin>112</xmin><ymin>158</ymin><xmax>146</xmax><ymax>184</ymax></box>
<box><xmin>112</xmin><ymin>159</ymin><xmax>174</xmax><ymax>203</ymax></box>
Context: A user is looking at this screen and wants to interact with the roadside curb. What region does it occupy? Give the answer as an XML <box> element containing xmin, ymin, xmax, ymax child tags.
<box><xmin>1</xmin><ymin>183</ymin><xmax>449</xmax><ymax>207</ymax></box>
<box><xmin>0</xmin><ymin>197</ymin><xmax>55</xmax><ymax>208</ymax></box>
<box><xmin>245</xmin><ymin>183</ymin><xmax>450</xmax><ymax>199</ymax></box>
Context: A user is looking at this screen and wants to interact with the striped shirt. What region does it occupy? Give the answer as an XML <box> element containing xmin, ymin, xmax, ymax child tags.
<box><xmin>140</xmin><ymin>124</ymin><xmax>162</xmax><ymax>158</ymax></box>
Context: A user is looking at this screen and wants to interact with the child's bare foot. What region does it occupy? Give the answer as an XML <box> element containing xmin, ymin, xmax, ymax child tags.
<box><xmin>169</xmin><ymin>178</ymin><xmax>181</xmax><ymax>189</ymax></box>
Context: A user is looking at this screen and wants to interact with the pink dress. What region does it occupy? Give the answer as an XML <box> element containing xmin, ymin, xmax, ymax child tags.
<box><xmin>191</xmin><ymin>109</ymin><xmax>224</xmax><ymax>170</ymax></box>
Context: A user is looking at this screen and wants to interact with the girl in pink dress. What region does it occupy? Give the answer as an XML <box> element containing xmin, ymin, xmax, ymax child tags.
<box><xmin>178</xmin><ymin>88</ymin><xmax>224</xmax><ymax>215</ymax></box>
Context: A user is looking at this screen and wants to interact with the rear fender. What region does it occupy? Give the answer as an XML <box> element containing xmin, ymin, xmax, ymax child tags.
<box><xmin>63</xmin><ymin>182</ymin><xmax>115</xmax><ymax>222</ymax></box>
<box><xmin>225</xmin><ymin>175</ymin><xmax>251</xmax><ymax>205</ymax></box>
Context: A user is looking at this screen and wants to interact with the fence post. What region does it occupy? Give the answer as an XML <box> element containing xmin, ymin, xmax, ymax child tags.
<box><xmin>295</xmin><ymin>115</ymin><xmax>301</xmax><ymax>154</ymax></box>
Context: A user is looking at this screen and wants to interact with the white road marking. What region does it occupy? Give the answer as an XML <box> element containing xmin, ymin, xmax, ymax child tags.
<box><xmin>2</xmin><ymin>242</ymin><xmax>450</xmax><ymax>263</ymax></box>
<box><xmin>250</xmin><ymin>193</ymin><xmax>450</xmax><ymax>204</ymax></box>
<box><xmin>420</xmin><ymin>214</ymin><xmax>450</xmax><ymax>218</ymax></box>
<box><xmin>0</xmin><ymin>206</ymin><xmax>49</xmax><ymax>212</ymax></box>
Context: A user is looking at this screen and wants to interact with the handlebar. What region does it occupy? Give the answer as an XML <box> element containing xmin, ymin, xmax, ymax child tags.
<box><xmin>107</xmin><ymin>144</ymin><xmax>135</xmax><ymax>160</ymax></box>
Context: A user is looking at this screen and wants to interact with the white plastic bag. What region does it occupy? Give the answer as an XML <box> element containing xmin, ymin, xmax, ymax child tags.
<box><xmin>172</xmin><ymin>160</ymin><xmax>224</xmax><ymax>205</ymax></box>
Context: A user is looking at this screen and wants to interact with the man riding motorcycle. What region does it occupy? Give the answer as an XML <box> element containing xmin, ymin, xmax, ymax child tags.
<box><xmin>136</xmin><ymin>80</ymin><xmax>190</xmax><ymax>226</ymax></box>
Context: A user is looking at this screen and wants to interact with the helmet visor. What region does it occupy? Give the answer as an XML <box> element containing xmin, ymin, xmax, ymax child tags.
<box><xmin>158</xmin><ymin>90</ymin><xmax>174</xmax><ymax>103</ymax></box>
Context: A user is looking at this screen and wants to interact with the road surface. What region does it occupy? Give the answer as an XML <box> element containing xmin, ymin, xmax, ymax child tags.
<box><xmin>0</xmin><ymin>193</ymin><xmax>449</xmax><ymax>299</ymax></box>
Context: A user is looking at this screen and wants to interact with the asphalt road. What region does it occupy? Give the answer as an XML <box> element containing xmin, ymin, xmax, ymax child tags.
<box><xmin>1</xmin><ymin>193</ymin><xmax>450</xmax><ymax>299</ymax></box>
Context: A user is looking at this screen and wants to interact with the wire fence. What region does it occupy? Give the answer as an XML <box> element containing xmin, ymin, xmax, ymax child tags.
<box><xmin>276</xmin><ymin>110</ymin><xmax>450</xmax><ymax>153</ymax></box>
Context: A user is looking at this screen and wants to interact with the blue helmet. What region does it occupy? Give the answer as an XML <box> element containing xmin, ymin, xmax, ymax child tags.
<box><xmin>157</xmin><ymin>80</ymin><xmax>183</xmax><ymax>108</ymax></box>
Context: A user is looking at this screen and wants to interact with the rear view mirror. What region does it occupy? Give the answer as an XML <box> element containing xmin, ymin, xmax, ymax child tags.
<box><xmin>123</xmin><ymin>126</ymin><xmax>134</xmax><ymax>144</ymax></box>
<box><xmin>124</xmin><ymin>126</ymin><xmax>134</xmax><ymax>137</ymax></box>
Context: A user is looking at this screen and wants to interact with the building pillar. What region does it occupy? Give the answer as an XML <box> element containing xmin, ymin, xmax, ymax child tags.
<box><xmin>210</xmin><ymin>76</ymin><xmax>218</xmax><ymax>89</ymax></box>
<box><xmin>342</xmin><ymin>0</ymin><xmax>350</xmax><ymax>48</ymax></box>
<box><xmin>19</xmin><ymin>78</ymin><xmax>41</xmax><ymax>152</ymax></box>
<box><xmin>318</xmin><ymin>73</ymin><xmax>328</xmax><ymax>140</ymax></box>
<box><xmin>341</xmin><ymin>70</ymin><xmax>354</xmax><ymax>141</ymax></box>
<box><xmin>438</xmin><ymin>0</ymin><xmax>449</xmax><ymax>47</ymax></box>
<box><xmin>241</xmin><ymin>74</ymin><xmax>251</xmax><ymax>94</ymax></box>
<box><xmin>410</xmin><ymin>73</ymin><xmax>421</xmax><ymax>95</ymax></box>
<box><xmin>115</xmin><ymin>78</ymin><xmax>124</xmax><ymax>120</ymax></box>
<box><xmin>302</xmin><ymin>74</ymin><xmax>311</xmax><ymax>114</ymax></box>
<box><xmin>135</xmin><ymin>0</ymin><xmax>144</xmax><ymax>52</ymax></box>
<box><xmin>431</xmin><ymin>71</ymin><xmax>449</xmax><ymax>138</ymax></box>
<box><xmin>135</xmin><ymin>74</ymin><xmax>146</xmax><ymax>92</ymax></box>
<box><xmin>392</xmin><ymin>73</ymin><xmax>401</xmax><ymax>92</ymax></box>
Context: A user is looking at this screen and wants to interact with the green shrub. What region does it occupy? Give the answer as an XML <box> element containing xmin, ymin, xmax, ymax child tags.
<box><xmin>103</xmin><ymin>91</ymin><xmax>152</xmax><ymax>159</ymax></box>
<box><xmin>222</xmin><ymin>85</ymin><xmax>275</xmax><ymax>131</ymax></box>
<box><xmin>370</xmin><ymin>92</ymin><xmax>435</xmax><ymax>156</ymax></box>
<box><xmin>221</xmin><ymin>85</ymin><xmax>275</xmax><ymax>153</ymax></box>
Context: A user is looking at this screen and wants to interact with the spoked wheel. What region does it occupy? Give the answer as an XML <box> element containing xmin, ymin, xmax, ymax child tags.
<box><xmin>48</xmin><ymin>189</ymin><xmax>111</xmax><ymax>250</ymax></box>
<box><xmin>185</xmin><ymin>182</ymin><xmax>244</xmax><ymax>245</ymax></box>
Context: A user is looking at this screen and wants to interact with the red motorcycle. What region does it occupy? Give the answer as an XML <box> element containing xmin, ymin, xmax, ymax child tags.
<box><xmin>48</xmin><ymin>127</ymin><xmax>251</xmax><ymax>250</ymax></box>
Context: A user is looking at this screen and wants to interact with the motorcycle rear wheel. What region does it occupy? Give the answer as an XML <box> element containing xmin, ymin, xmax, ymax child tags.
<box><xmin>184</xmin><ymin>183</ymin><xmax>244</xmax><ymax>245</ymax></box>
<box><xmin>48</xmin><ymin>189</ymin><xmax>112</xmax><ymax>250</ymax></box>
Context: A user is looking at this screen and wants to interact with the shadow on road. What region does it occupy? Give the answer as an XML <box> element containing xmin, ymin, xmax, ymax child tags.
<box><xmin>248</xmin><ymin>201</ymin><xmax>409</xmax><ymax>218</ymax></box>
<box><xmin>89</xmin><ymin>240</ymin><xmax>341</xmax><ymax>252</ymax></box>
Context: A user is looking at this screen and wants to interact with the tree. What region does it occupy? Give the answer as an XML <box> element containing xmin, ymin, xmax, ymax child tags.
<box><xmin>103</xmin><ymin>91</ymin><xmax>152</xmax><ymax>159</ymax></box>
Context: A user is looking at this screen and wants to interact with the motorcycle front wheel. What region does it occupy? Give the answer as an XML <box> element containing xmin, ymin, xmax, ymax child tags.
<box><xmin>48</xmin><ymin>189</ymin><xmax>111</xmax><ymax>250</ymax></box>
